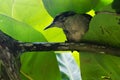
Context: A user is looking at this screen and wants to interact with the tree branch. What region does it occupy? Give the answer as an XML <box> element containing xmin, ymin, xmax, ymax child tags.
<box><xmin>0</xmin><ymin>30</ymin><xmax>21</xmax><ymax>80</ymax></box>
<box><xmin>18</xmin><ymin>42</ymin><xmax>120</xmax><ymax>56</ymax></box>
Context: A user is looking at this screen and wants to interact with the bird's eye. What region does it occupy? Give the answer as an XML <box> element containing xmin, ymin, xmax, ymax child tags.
<box><xmin>64</xmin><ymin>30</ymin><xmax>69</xmax><ymax>34</ymax></box>
<box><xmin>59</xmin><ymin>17</ymin><xmax>66</xmax><ymax>22</ymax></box>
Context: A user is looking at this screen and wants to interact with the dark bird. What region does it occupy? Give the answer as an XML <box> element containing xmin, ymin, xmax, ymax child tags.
<box><xmin>44</xmin><ymin>11</ymin><xmax>92</xmax><ymax>42</ymax></box>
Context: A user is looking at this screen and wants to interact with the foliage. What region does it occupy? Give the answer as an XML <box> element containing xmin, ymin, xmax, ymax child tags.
<box><xmin>0</xmin><ymin>0</ymin><xmax>120</xmax><ymax>80</ymax></box>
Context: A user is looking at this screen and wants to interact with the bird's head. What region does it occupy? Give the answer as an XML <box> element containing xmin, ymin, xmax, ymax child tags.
<box><xmin>44</xmin><ymin>11</ymin><xmax>76</xmax><ymax>30</ymax></box>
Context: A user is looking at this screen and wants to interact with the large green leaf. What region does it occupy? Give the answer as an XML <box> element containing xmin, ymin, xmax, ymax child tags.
<box><xmin>93</xmin><ymin>0</ymin><xmax>113</xmax><ymax>11</ymax></box>
<box><xmin>84</xmin><ymin>13</ymin><xmax>120</xmax><ymax>47</ymax></box>
<box><xmin>0</xmin><ymin>0</ymin><xmax>51</xmax><ymax>28</ymax></box>
<box><xmin>42</xmin><ymin>0</ymin><xmax>99</xmax><ymax>17</ymax></box>
<box><xmin>81</xmin><ymin>1</ymin><xmax>120</xmax><ymax>79</ymax></box>
<box><xmin>81</xmin><ymin>52</ymin><xmax>120</xmax><ymax>80</ymax></box>
<box><xmin>0</xmin><ymin>14</ymin><xmax>46</xmax><ymax>42</ymax></box>
<box><xmin>21</xmin><ymin>52</ymin><xmax>61</xmax><ymax>80</ymax></box>
<box><xmin>0</xmin><ymin>14</ymin><xmax>61</xmax><ymax>80</ymax></box>
<box><xmin>0</xmin><ymin>0</ymin><xmax>66</xmax><ymax>42</ymax></box>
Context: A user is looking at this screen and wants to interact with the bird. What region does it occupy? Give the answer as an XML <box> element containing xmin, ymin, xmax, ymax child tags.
<box><xmin>44</xmin><ymin>11</ymin><xmax>92</xmax><ymax>42</ymax></box>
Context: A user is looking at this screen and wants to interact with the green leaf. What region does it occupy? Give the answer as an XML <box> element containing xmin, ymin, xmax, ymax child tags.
<box><xmin>0</xmin><ymin>0</ymin><xmax>13</xmax><ymax>16</ymax></box>
<box><xmin>0</xmin><ymin>0</ymin><xmax>66</xmax><ymax>42</ymax></box>
<box><xmin>0</xmin><ymin>0</ymin><xmax>52</xmax><ymax>34</ymax></box>
<box><xmin>84</xmin><ymin>13</ymin><xmax>120</xmax><ymax>47</ymax></box>
<box><xmin>0</xmin><ymin>14</ymin><xmax>46</xmax><ymax>42</ymax></box>
<box><xmin>42</xmin><ymin>0</ymin><xmax>99</xmax><ymax>17</ymax></box>
<box><xmin>21</xmin><ymin>52</ymin><xmax>61</xmax><ymax>80</ymax></box>
<box><xmin>93</xmin><ymin>0</ymin><xmax>113</xmax><ymax>11</ymax></box>
<box><xmin>56</xmin><ymin>52</ymin><xmax>81</xmax><ymax>80</ymax></box>
<box><xmin>81</xmin><ymin>2</ymin><xmax>120</xmax><ymax>79</ymax></box>
<box><xmin>94</xmin><ymin>0</ymin><xmax>120</xmax><ymax>13</ymax></box>
<box><xmin>81</xmin><ymin>52</ymin><xmax>120</xmax><ymax>80</ymax></box>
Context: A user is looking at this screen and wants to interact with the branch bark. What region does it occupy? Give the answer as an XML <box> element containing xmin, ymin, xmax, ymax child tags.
<box><xmin>0</xmin><ymin>30</ymin><xmax>120</xmax><ymax>79</ymax></box>
<box><xmin>18</xmin><ymin>42</ymin><xmax>120</xmax><ymax>56</ymax></box>
<box><xmin>0</xmin><ymin>30</ymin><xmax>21</xmax><ymax>80</ymax></box>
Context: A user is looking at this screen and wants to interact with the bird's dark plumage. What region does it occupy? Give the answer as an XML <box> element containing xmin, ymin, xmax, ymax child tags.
<box><xmin>53</xmin><ymin>11</ymin><xmax>76</xmax><ymax>23</ymax></box>
<box><xmin>44</xmin><ymin>11</ymin><xmax>92</xmax><ymax>42</ymax></box>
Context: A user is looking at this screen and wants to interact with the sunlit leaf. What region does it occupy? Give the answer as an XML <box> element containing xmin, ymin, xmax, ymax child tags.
<box><xmin>56</xmin><ymin>52</ymin><xmax>81</xmax><ymax>80</ymax></box>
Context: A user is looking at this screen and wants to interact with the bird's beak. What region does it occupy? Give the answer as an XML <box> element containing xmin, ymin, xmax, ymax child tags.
<box><xmin>44</xmin><ymin>22</ymin><xmax>55</xmax><ymax>30</ymax></box>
